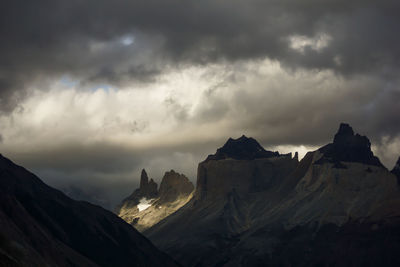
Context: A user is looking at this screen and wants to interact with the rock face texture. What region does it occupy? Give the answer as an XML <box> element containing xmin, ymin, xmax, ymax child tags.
<box><xmin>159</xmin><ymin>170</ymin><xmax>194</xmax><ymax>203</ymax></box>
<box><xmin>0</xmin><ymin>154</ymin><xmax>179</xmax><ymax>267</ymax></box>
<box><xmin>117</xmin><ymin>170</ymin><xmax>194</xmax><ymax>231</ymax></box>
<box><xmin>196</xmin><ymin>135</ymin><xmax>296</xmax><ymax>201</ymax></box>
<box><xmin>146</xmin><ymin>124</ymin><xmax>400</xmax><ymax>267</ymax></box>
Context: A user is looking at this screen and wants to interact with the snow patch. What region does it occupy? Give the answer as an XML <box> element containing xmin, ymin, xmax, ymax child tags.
<box><xmin>138</xmin><ymin>197</ymin><xmax>152</xmax><ymax>211</ymax></box>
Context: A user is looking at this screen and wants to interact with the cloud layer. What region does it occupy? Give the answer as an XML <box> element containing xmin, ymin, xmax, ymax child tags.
<box><xmin>2</xmin><ymin>1</ymin><xmax>400</xmax><ymax>108</ymax></box>
<box><xmin>1</xmin><ymin>60</ymin><xmax>399</xmax><ymax>207</ymax></box>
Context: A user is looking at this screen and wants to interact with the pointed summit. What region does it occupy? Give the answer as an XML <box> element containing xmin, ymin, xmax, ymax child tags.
<box><xmin>140</xmin><ymin>169</ymin><xmax>149</xmax><ymax>189</ymax></box>
<box><xmin>206</xmin><ymin>135</ymin><xmax>279</xmax><ymax>161</ymax></box>
<box><xmin>317</xmin><ymin>123</ymin><xmax>383</xmax><ymax>167</ymax></box>
<box><xmin>333</xmin><ymin>123</ymin><xmax>354</xmax><ymax>143</ymax></box>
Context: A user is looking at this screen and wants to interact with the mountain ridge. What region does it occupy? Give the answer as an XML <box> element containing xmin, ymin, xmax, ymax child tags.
<box><xmin>145</xmin><ymin>123</ymin><xmax>400</xmax><ymax>266</ymax></box>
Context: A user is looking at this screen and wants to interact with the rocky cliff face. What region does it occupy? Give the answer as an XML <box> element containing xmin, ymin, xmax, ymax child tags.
<box><xmin>196</xmin><ymin>135</ymin><xmax>296</xmax><ymax>202</ymax></box>
<box><xmin>117</xmin><ymin>169</ymin><xmax>194</xmax><ymax>231</ymax></box>
<box><xmin>146</xmin><ymin>124</ymin><xmax>400</xmax><ymax>267</ymax></box>
<box><xmin>0</xmin><ymin>154</ymin><xmax>179</xmax><ymax>267</ymax></box>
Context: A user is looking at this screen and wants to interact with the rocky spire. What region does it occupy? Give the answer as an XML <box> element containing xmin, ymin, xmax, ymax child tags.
<box><xmin>140</xmin><ymin>169</ymin><xmax>149</xmax><ymax>189</ymax></box>
<box><xmin>205</xmin><ymin>135</ymin><xmax>280</xmax><ymax>161</ymax></box>
<box><xmin>139</xmin><ymin>169</ymin><xmax>158</xmax><ymax>198</ymax></box>
<box><xmin>317</xmin><ymin>123</ymin><xmax>383</xmax><ymax>167</ymax></box>
<box><xmin>125</xmin><ymin>169</ymin><xmax>158</xmax><ymax>200</ymax></box>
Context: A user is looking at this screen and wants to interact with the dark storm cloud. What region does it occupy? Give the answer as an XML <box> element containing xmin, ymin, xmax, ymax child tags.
<box><xmin>1</xmin><ymin>0</ymin><xmax>400</xmax><ymax>110</ymax></box>
<box><xmin>2</xmin><ymin>0</ymin><xmax>400</xmax><ymax>210</ymax></box>
<box><xmin>9</xmin><ymin>143</ymin><xmax>144</xmax><ymax>173</ymax></box>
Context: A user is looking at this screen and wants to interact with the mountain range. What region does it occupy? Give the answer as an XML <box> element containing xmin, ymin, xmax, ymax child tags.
<box><xmin>144</xmin><ymin>123</ymin><xmax>400</xmax><ymax>266</ymax></box>
<box><xmin>1</xmin><ymin>123</ymin><xmax>400</xmax><ymax>266</ymax></box>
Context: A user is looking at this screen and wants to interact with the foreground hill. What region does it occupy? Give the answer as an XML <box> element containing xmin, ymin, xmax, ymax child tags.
<box><xmin>146</xmin><ymin>124</ymin><xmax>400</xmax><ymax>266</ymax></box>
<box><xmin>0</xmin><ymin>154</ymin><xmax>179</xmax><ymax>267</ymax></box>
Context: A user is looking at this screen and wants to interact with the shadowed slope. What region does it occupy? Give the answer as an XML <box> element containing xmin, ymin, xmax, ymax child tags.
<box><xmin>0</xmin><ymin>154</ymin><xmax>179</xmax><ymax>267</ymax></box>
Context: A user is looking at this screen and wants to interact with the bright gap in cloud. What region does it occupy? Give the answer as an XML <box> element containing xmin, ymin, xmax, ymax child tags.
<box><xmin>59</xmin><ymin>76</ymin><xmax>79</xmax><ymax>88</ymax></box>
<box><xmin>121</xmin><ymin>35</ymin><xmax>135</xmax><ymax>46</ymax></box>
<box><xmin>289</xmin><ymin>33</ymin><xmax>332</xmax><ymax>53</ymax></box>
<box><xmin>268</xmin><ymin>145</ymin><xmax>319</xmax><ymax>161</ymax></box>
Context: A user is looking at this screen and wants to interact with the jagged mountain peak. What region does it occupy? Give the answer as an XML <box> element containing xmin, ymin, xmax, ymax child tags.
<box><xmin>140</xmin><ymin>168</ymin><xmax>149</xmax><ymax>189</ymax></box>
<box><xmin>121</xmin><ymin>169</ymin><xmax>158</xmax><ymax>205</ymax></box>
<box><xmin>317</xmin><ymin>123</ymin><xmax>384</xmax><ymax>167</ymax></box>
<box><xmin>333</xmin><ymin>123</ymin><xmax>370</xmax><ymax>148</ymax></box>
<box><xmin>117</xmin><ymin>169</ymin><xmax>194</xmax><ymax>231</ymax></box>
<box><xmin>206</xmin><ymin>135</ymin><xmax>279</xmax><ymax>161</ymax></box>
<box><xmin>333</xmin><ymin>122</ymin><xmax>354</xmax><ymax>142</ymax></box>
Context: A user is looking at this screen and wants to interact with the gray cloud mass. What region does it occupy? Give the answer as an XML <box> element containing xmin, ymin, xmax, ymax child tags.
<box><xmin>2</xmin><ymin>1</ymin><xmax>400</xmax><ymax>107</ymax></box>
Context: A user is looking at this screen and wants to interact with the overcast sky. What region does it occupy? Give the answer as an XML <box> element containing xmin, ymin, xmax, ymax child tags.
<box><xmin>1</xmin><ymin>1</ymin><xmax>400</xmax><ymax>209</ymax></box>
